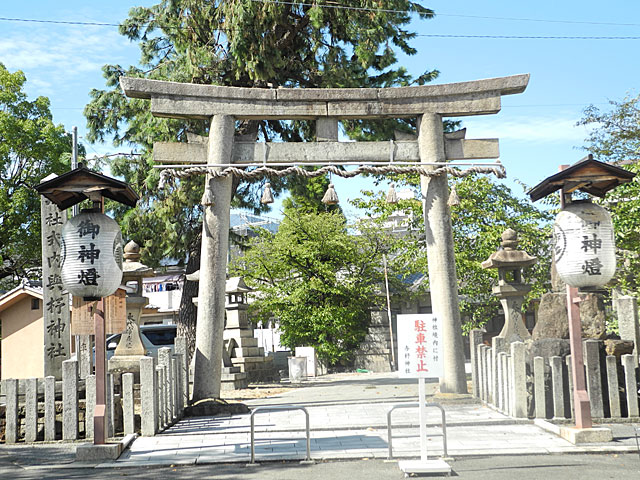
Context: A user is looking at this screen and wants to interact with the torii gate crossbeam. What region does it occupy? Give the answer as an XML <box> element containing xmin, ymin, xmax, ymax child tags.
<box><xmin>121</xmin><ymin>74</ymin><xmax>529</xmax><ymax>399</ymax></box>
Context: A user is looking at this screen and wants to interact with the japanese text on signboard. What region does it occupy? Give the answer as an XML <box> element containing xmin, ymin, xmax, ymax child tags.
<box><xmin>396</xmin><ymin>314</ymin><xmax>443</xmax><ymax>379</ymax></box>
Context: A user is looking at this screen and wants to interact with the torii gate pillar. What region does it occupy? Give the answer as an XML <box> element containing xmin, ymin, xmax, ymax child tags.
<box><xmin>419</xmin><ymin>114</ymin><xmax>467</xmax><ymax>393</ymax></box>
<box><xmin>192</xmin><ymin>115</ymin><xmax>234</xmax><ymax>401</ymax></box>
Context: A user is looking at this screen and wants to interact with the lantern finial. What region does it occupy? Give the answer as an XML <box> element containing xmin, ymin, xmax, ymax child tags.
<box><xmin>501</xmin><ymin>228</ymin><xmax>518</xmax><ymax>250</ymax></box>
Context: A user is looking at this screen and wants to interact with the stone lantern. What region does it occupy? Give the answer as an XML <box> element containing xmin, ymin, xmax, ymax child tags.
<box><xmin>225</xmin><ymin>277</ymin><xmax>252</xmax><ymax>329</ymax></box>
<box><xmin>108</xmin><ymin>240</ymin><xmax>154</xmax><ymax>379</ymax></box>
<box><xmin>482</xmin><ymin>229</ymin><xmax>537</xmax><ymax>342</ymax></box>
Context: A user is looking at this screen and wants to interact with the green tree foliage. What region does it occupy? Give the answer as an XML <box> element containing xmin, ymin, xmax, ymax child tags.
<box><xmin>84</xmin><ymin>0</ymin><xmax>438</xmax><ymax>266</ymax></box>
<box><xmin>579</xmin><ymin>95</ymin><xmax>640</xmax><ymax>295</ymax></box>
<box><xmin>579</xmin><ymin>95</ymin><xmax>640</xmax><ymax>163</ymax></box>
<box><xmin>84</xmin><ymin>0</ymin><xmax>438</xmax><ymax>359</ymax></box>
<box><xmin>230</xmin><ymin>210</ymin><xmax>406</xmax><ymax>365</ymax></box>
<box><xmin>353</xmin><ymin>174</ymin><xmax>553</xmax><ymax>331</ymax></box>
<box><xmin>0</xmin><ymin>64</ymin><xmax>71</xmax><ymax>286</ymax></box>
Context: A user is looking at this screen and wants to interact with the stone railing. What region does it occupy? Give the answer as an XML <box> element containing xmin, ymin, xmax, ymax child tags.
<box><xmin>1</xmin><ymin>337</ymin><xmax>189</xmax><ymax>444</ymax></box>
<box><xmin>470</xmin><ymin>330</ymin><xmax>640</xmax><ymax>420</ymax></box>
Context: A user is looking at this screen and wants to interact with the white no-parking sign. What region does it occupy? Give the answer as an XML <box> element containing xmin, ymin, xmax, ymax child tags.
<box><xmin>396</xmin><ymin>314</ymin><xmax>443</xmax><ymax>379</ymax></box>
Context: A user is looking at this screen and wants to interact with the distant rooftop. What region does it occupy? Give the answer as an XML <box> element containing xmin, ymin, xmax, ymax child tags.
<box><xmin>230</xmin><ymin>210</ymin><xmax>280</xmax><ymax>235</ymax></box>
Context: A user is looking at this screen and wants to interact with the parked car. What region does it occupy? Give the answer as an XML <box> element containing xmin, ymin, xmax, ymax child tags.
<box><xmin>105</xmin><ymin>324</ymin><xmax>177</xmax><ymax>360</ymax></box>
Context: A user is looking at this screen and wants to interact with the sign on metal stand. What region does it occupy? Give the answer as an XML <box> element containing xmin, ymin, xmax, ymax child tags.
<box><xmin>396</xmin><ymin>314</ymin><xmax>451</xmax><ymax>475</ymax></box>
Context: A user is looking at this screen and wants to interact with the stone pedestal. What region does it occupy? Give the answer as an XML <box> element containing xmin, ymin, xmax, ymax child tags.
<box><xmin>108</xmin><ymin>242</ymin><xmax>154</xmax><ymax>383</ymax></box>
<box><xmin>224</xmin><ymin>326</ymin><xmax>277</xmax><ymax>383</ymax></box>
<box><xmin>108</xmin><ymin>299</ymin><xmax>149</xmax><ymax>381</ymax></box>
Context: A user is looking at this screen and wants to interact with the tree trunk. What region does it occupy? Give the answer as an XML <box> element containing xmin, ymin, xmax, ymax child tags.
<box><xmin>177</xmin><ymin>244</ymin><xmax>200</xmax><ymax>363</ymax></box>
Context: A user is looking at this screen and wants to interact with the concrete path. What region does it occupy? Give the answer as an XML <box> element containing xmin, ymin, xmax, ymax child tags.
<box><xmin>2</xmin><ymin>371</ymin><xmax>638</xmax><ymax>470</ymax></box>
<box><xmin>110</xmin><ymin>372</ymin><xmax>640</xmax><ymax>467</ymax></box>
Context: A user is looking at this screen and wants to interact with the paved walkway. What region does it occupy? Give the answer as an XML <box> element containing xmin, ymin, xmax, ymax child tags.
<box><xmin>2</xmin><ymin>372</ymin><xmax>638</xmax><ymax>469</ymax></box>
<box><xmin>110</xmin><ymin>372</ymin><xmax>640</xmax><ymax>467</ymax></box>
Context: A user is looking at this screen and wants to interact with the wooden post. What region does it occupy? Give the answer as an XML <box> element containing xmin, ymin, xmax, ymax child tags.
<box><xmin>559</xmin><ymin>164</ymin><xmax>592</xmax><ymax>430</ymax></box>
<box><xmin>566</xmin><ymin>286</ymin><xmax>592</xmax><ymax>428</ymax></box>
<box><xmin>93</xmin><ymin>299</ymin><xmax>107</xmax><ymax>444</ymax></box>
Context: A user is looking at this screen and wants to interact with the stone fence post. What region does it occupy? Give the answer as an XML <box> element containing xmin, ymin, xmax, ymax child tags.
<box><xmin>140</xmin><ymin>356</ymin><xmax>158</xmax><ymax>436</ymax></box>
<box><xmin>44</xmin><ymin>376</ymin><xmax>56</xmax><ymax>441</ymax></box>
<box><xmin>617</xmin><ymin>296</ymin><xmax>640</xmax><ymax>363</ymax></box>
<box><xmin>469</xmin><ymin>330</ymin><xmax>483</xmax><ymax>398</ymax></box>
<box><xmin>175</xmin><ymin>337</ymin><xmax>190</xmax><ymax>409</ymax></box>
<box><xmin>2</xmin><ymin>379</ymin><xmax>18</xmax><ymax>443</ymax></box>
<box><xmin>86</xmin><ymin>374</ymin><xmax>96</xmax><ymax>440</ymax></box>
<box><xmin>24</xmin><ymin>378</ymin><xmax>38</xmax><ymax>443</ymax></box>
<box><xmin>584</xmin><ymin>340</ymin><xmax>604</xmax><ymax>418</ymax></box>
<box><xmin>62</xmin><ymin>359</ymin><xmax>79</xmax><ymax>440</ymax></box>
<box><xmin>622</xmin><ymin>354</ymin><xmax>639</xmax><ymax>417</ymax></box>
<box><xmin>122</xmin><ymin>373</ymin><xmax>135</xmax><ymax>435</ymax></box>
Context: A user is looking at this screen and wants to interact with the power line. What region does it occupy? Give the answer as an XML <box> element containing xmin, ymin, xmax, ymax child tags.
<box><xmin>435</xmin><ymin>12</ymin><xmax>640</xmax><ymax>27</ymax></box>
<box><xmin>416</xmin><ymin>34</ymin><xmax>640</xmax><ymax>40</ymax></box>
<box><xmin>1</xmin><ymin>2</ymin><xmax>640</xmax><ymax>32</ymax></box>
<box><xmin>1</xmin><ymin>15</ymin><xmax>638</xmax><ymax>40</ymax></box>
<box><xmin>249</xmin><ymin>0</ymin><xmax>640</xmax><ymax>27</ymax></box>
<box><xmin>0</xmin><ymin>17</ymin><xmax>119</xmax><ymax>27</ymax></box>
<box><xmin>249</xmin><ymin>0</ymin><xmax>425</xmax><ymax>15</ymax></box>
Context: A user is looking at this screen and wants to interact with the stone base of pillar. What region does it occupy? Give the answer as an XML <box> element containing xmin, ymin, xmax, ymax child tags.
<box><xmin>75</xmin><ymin>433</ymin><xmax>136</xmax><ymax>461</ymax></box>
<box><xmin>559</xmin><ymin>426</ymin><xmax>613</xmax><ymax>444</ymax></box>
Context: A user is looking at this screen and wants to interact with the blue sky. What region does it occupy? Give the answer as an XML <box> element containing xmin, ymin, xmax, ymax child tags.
<box><xmin>2</xmin><ymin>1</ymin><xmax>639</xmax><ymax>219</ymax></box>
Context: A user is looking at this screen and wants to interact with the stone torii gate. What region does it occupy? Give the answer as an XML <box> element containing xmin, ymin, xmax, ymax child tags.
<box><xmin>121</xmin><ymin>74</ymin><xmax>529</xmax><ymax>400</ymax></box>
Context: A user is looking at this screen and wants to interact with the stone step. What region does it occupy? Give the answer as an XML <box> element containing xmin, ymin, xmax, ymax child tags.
<box><xmin>221</xmin><ymin>372</ymin><xmax>247</xmax><ymax>381</ymax></box>
<box><xmin>233</xmin><ymin>347</ymin><xmax>260</xmax><ymax>357</ymax></box>
<box><xmin>231</xmin><ymin>356</ymin><xmax>271</xmax><ymax>364</ymax></box>
<box><xmin>221</xmin><ymin>366</ymin><xmax>242</xmax><ymax>374</ymax></box>
<box><xmin>233</xmin><ymin>337</ymin><xmax>259</xmax><ymax>348</ymax></box>
<box><xmin>223</xmin><ymin>328</ymin><xmax>255</xmax><ymax>339</ymax></box>
<box><xmin>221</xmin><ymin>375</ymin><xmax>249</xmax><ymax>391</ymax></box>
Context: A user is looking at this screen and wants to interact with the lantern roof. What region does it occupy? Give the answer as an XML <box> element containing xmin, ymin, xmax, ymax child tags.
<box><xmin>482</xmin><ymin>229</ymin><xmax>537</xmax><ymax>270</ymax></box>
<box><xmin>35</xmin><ymin>165</ymin><xmax>139</xmax><ymax>210</ymax></box>
<box><xmin>225</xmin><ymin>277</ymin><xmax>252</xmax><ymax>294</ymax></box>
<box><xmin>528</xmin><ymin>155</ymin><xmax>636</xmax><ymax>202</ymax></box>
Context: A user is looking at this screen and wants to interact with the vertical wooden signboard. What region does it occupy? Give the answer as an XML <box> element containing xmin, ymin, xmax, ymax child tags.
<box><xmin>41</xmin><ymin>194</ymin><xmax>71</xmax><ymax>379</ymax></box>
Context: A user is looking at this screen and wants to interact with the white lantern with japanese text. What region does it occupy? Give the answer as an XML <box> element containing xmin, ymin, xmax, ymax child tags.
<box><xmin>60</xmin><ymin>210</ymin><xmax>123</xmax><ymax>300</ymax></box>
<box><xmin>553</xmin><ymin>201</ymin><xmax>615</xmax><ymax>288</ymax></box>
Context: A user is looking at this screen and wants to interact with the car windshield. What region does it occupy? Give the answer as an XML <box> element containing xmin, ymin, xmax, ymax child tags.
<box><xmin>106</xmin><ymin>335</ymin><xmax>121</xmax><ymax>350</ymax></box>
<box><xmin>143</xmin><ymin>329</ymin><xmax>176</xmax><ymax>346</ymax></box>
